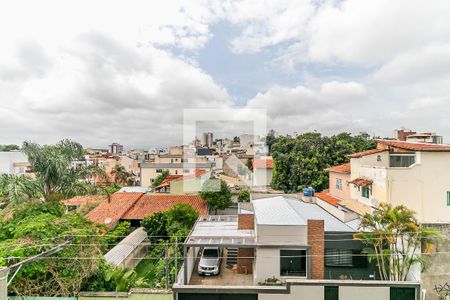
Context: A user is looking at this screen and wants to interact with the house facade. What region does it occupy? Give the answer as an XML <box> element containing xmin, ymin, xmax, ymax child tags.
<box><xmin>173</xmin><ymin>196</ymin><xmax>418</xmax><ymax>300</ymax></box>
<box><xmin>348</xmin><ymin>140</ymin><xmax>450</xmax><ymax>224</ymax></box>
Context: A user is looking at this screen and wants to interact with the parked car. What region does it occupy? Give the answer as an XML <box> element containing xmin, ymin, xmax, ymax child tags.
<box><xmin>198</xmin><ymin>247</ymin><xmax>222</xmax><ymax>276</ymax></box>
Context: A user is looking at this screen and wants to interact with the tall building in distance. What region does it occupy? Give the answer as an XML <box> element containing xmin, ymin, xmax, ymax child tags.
<box><xmin>109</xmin><ymin>142</ymin><xmax>124</xmax><ymax>154</ymax></box>
<box><xmin>201</xmin><ymin>132</ymin><xmax>213</xmax><ymax>148</ymax></box>
<box><xmin>393</xmin><ymin>128</ymin><xmax>443</xmax><ymax>144</ymax></box>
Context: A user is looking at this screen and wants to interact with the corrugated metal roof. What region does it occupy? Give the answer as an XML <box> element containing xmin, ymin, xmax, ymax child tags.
<box><xmin>252</xmin><ymin>196</ymin><xmax>355</xmax><ymax>232</ymax></box>
<box><xmin>104</xmin><ymin>227</ymin><xmax>148</xmax><ymax>266</ymax></box>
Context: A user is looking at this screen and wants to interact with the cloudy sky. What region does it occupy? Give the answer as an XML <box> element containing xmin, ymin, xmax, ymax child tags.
<box><xmin>1</xmin><ymin>0</ymin><xmax>450</xmax><ymax>148</ymax></box>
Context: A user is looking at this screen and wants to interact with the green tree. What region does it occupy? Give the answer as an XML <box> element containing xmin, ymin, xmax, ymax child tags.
<box><xmin>111</xmin><ymin>165</ymin><xmax>133</xmax><ymax>185</ymax></box>
<box><xmin>199</xmin><ymin>179</ymin><xmax>232</xmax><ymax>214</ymax></box>
<box><xmin>270</xmin><ymin>132</ymin><xmax>376</xmax><ymax>192</ymax></box>
<box><xmin>354</xmin><ymin>203</ymin><xmax>440</xmax><ymax>281</ymax></box>
<box><xmin>237</xmin><ymin>189</ymin><xmax>250</xmax><ymax>202</ymax></box>
<box><xmin>0</xmin><ymin>174</ymin><xmax>37</xmax><ymax>207</ymax></box>
<box><xmin>0</xmin><ymin>144</ymin><xmax>20</xmax><ymax>151</ymax></box>
<box><xmin>104</xmin><ymin>267</ymin><xmax>147</xmax><ymax>292</ymax></box>
<box><xmin>152</xmin><ymin>170</ymin><xmax>169</xmax><ymax>188</ymax></box>
<box><xmin>141</xmin><ymin>211</ymin><xmax>169</xmax><ymax>240</ymax></box>
<box><xmin>166</xmin><ymin>203</ymin><xmax>199</xmax><ymax>236</ymax></box>
<box><xmin>23</xmin><ymin>139</ymin><xmax>103</xmax><ymax>200</ymax></box>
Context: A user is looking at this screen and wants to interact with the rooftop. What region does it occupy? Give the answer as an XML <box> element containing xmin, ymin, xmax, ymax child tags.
<box><xmin>185</xmin><ymin>215</ymin><xmax>255</xmax><ymax>246</ymax></box>
<box><xmin>104</xmin><ymin>227</ymin><xmax>148</xmax><ymax>266</ymax></box>
<box><xmin>140</xmin><ymin>162</ymin><xmax>214</xmax><ymax>169</ymax></box>
<box><xmin>123</xmin><ymin>194</ymin><xmax>208</xmax><ymax>219</ymax></box>
<box><xmin>86</xmin><ymin>192</ymin><xmax>208</xmax><ymax>228</ymax></box>
<box><xmin>63</xmin><ymin>194</ymin><xmax>107</xmax><ymax>207</ymax></box>
<box><xmin>348</xmin><ymin>148</ymin><xmax>386</xmax><ymax>158</ymax></box>
<box><xmin>377</xmin><ymin>139</ymin><xmax>450</xmax><ymax>151</ymax></box>
<box><xmin>252</xmin><ymin>196</ymin><xmax>355</xmax><ymax>232</ymax></box>
<box><xmin>315</xmin><ymin>192</ymin><xmax>341</xmax><ymax>207</ymax></box>
<box><xmin>325</xmin><ymin>162</ymin><xmax>351</xmax><ymax>174</ymax></box>
<box><xmin>252</xmin><ymin>157</ymin><xmax>274</xmax><ymax>169</ymax></box>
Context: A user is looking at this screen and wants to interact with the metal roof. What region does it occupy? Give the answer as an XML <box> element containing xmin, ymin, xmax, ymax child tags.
<box><xmin>185</xmin><ymin>215</ymin><xmax>255</xmax><ymax>246</ymax></box>
<box><xmin>252</xmin><ymin>196</ymin><xmax>355</xmax><ymax>232</ymax></box>
<box><xmin>118</xmin><ymin>186</ymin><xmax>149</xmax><ymax>193</ymax></box>
<box><xmin>104</xmin><ymin>227</ymin><xmax>148</xmax><ymax>266</ymax></box>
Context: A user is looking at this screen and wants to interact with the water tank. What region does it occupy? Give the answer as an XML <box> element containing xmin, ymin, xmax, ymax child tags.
<box><xmin>303</xmin><ymin>187</ymin><xmax>315</xmax><ymax>197</ymax></box>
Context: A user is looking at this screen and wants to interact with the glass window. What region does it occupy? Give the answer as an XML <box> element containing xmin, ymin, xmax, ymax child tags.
<box><xmin>325</xmin><ymin>249</ymin><xmax>367</xmax><ymax>268</ymax></box>
<box><xmin>335</xmin><ymin>178</ymin><xmax>343</xmax><ymax>190</ymax></box>
<box><xmin>324</xmin><ymin>286</ymin><xmax>339</xmax><ymax>300</ymax></box>
<box><xmin>156</xmin><ymin>169</ymin><xmax>163</xmax><ymax>173</ymax></box>
<box><xmin>280</xmin><ymin>249</ymin><xmax>306</xmax><ymax>277</ymax></box>
<box><xmin>447</xmin><ymin>192</ymin><xmax>450</xmax><ymax>206</ymax></box>
<box><xmin>362</xmin><ymin>187</ymin><xmax>370</xmax><ymax>198</ymax></box>
<box><xmin>389</xmin><ymin>154</ymin><xmax>415</xmax><ymax>167</ymax></box>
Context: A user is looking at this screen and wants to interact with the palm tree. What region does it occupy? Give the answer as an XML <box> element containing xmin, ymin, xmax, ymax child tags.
<box><xmin>0</xmin><ymin>174</ymin><xmax>36</xmax><ymax>207</ymax></box>
<box><xmin>23</xmin><ymin>139</ymin><xmax>104</xmax><ymax>200</ymax></box>
<box><xmin>354</xmin><ymin>203</ymin><xmax>440</xmax><ymax>281</ymax></box>
<box><xmin>110</xmin><ymin>165</ymin><xmax>133</xmax><ymax>185</ymax></box>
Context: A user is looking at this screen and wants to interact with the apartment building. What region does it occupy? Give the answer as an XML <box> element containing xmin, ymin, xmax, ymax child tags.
<box><xmin>173</xmin><ymin>196</ymin><xmax>419</xmax><ymax>300</ymax></box>
<box><xmin>0</xmin><ymin>151</ymin><xmax>31</xmax><ymax>175</ymax></box>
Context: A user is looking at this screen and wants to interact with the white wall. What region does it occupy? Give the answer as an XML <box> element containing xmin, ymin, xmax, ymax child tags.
<box><xmin>256</xmin><ymin>225</ymin><xmax>307</xmax><ymax>245</ymax></box>
<box><xmin>0</xmin><ymin>151</ymin><xmax>28</xmax><ymax>175</ymax></box>
<box><xmin>254</xmin><ymin>248</ymin><xmax>280</xmax><ymax>283</ymax></box>
<box><xmin>259</xmin><ymin>285</ymin><xmax>323</xmax><ymax>300</ymax></box>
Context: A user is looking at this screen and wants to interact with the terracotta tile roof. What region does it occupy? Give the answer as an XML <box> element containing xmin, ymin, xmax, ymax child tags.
<box><xmin>253</xmin><ymin>157</ymin><xmax>274</xmax><ymax>169</ymax></box>
<box><xmin>348</xmin><ymin>148</ymin><xmax>386</xmax><ymax>158</ymax></box>
<box><xmin>157</xmin><ymin>175</ymin><xmax>183</xmax><ymax>188</ymax></box>
<box><xmin>377</xmin><ymin>139</ymin><xmax>450</xmax><ymax>151</ymax></box>
<box><xmin>122</xmin><ymin>194</ymin><xmax>208</xmax><ymax>219</ymax></box>
<box><xmin>325</xmin><ymin>163</ymin><xmax>351</xmax><ymax>174</ymax></box>
<box><xmin>349</xmin><ymin>177</ymin><xmax>373</xmax><ymax>187</ymax></box>
<box><xmin>315</xmin><ymin>192</ymin><xmax>341</xmax><ymax>207</ymax></box>
<box><xmin>86</xmin><ymin>192</ymin><xmax>144</xmax><ymax>228</ymax></box>
<box><xmin>63</xmin><ymin>195</ymin><xmax>107</xmax><ymax>207</ymax></box>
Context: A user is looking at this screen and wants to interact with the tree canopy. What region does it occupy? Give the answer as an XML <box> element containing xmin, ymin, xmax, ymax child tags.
<box><xmin>199</xmin><ymin>179</ymin><xmax>232</xmax><ymax>214</ymax></box>
<box><xmin>152</xmin><ymin>170</ymin><xmax>169</xmax><ymax>188</ymax></box>
<box><xmin>0</xmin><ymin>144</ymin><xmax>20</xmax><ymax>151</ymax></box>
<box><xmin>270</xmin><ymin>132</ymin><xmax>376</xmax><ymax>192</ymax></box>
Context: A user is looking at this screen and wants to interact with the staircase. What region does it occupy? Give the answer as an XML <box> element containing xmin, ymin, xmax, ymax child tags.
<box><xmin>227</xmin><ymin>248</ymin><xmax>238</xmax><ymax>267</ymax></box>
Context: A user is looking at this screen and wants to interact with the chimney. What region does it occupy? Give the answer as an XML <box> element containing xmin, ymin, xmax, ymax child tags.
<box><xmin>238</xmin><ymin>213</ymin><xmax>254</xmax><ymax>230</ymax></box>
<box><xmin>307</xmin><ymin>219</ymin><xmax>324</xmax><ymax>279</ymax></box>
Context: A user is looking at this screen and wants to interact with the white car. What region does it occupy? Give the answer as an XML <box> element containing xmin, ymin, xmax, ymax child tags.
<box><xmin>198</xmin><ymin>247</ymin><xmax>222</xmax><ymax>276</ymax></box>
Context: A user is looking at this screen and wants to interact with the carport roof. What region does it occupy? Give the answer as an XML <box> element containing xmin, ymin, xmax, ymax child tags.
<box><xmin>185</xmin><ymin>215</ymin><xmax>255</xmax><ymax>246</ymax></box>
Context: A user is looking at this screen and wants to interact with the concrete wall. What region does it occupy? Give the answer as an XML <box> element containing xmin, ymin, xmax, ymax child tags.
<box><xmin>79</xmin><ymin>290</ymin><xmax>171</xmax><ymax>300</ymax></box>
<box><xmin>253</xmin><ymin>168</ymin><xmax>272</xmax><ymax>187</ymax></box>
<box><xmin>254</xmin><ymin>248</ymin><xmax>280</xmax><ymax>283</ymax></box>
<box><xmin>422</xmin><ymin>224</ymin><xmax>450</xmax><ymax>300</ymax></box>
<box><xmin>259</xmin><ymin>285</ymin><xmax>323</xmax><ymax>300</ymax></box>
<box><xmin>256</xmin><ymin>225</ymin><xmax>307</xmax><ymax>245</ymax></box>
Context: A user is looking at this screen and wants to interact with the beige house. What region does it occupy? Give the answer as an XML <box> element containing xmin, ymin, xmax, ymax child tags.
<box><xmin>348</xmin><ymin>140</ymin><xmax>450</xmax><ymax>224</ymax></box>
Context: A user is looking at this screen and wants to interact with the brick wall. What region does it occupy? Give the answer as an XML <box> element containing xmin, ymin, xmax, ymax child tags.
<box><xmin>238</xmin><ymin>213</ymin><xmax>254</xmax><ymax>230</ymax></box>
<box><xmin>308</xmin><ymin>219</ymin><xmax>324</xmax><ymax>279</ymax></box>
<box><xmin>237</xmin><ymin>248</ymin><xmax>254</xmax><ymax>274</ymax></box>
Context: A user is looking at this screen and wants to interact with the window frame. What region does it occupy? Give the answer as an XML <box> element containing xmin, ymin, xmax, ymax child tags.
<box><xmin>335</xmin><ymin>178</ymin><xmax>343</xmax><ymax>190</ymax></box>
<box><xmin>389</xmin><ymin>153</ymin><xmax>416</xmax><ymax>168</ymax></box>
<box><xmin>280</xmin><ymin>249</ymin><xmax>307</xmax><ymax>277</ymax></box>
<box><xmin>361</xmin><ymin>187</ymin><xmax>370</xmax><ymax>198</ymax></box>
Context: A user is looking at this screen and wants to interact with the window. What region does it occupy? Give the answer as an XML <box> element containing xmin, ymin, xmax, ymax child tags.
<box><xmin>325</xmin><ymin>249</ymin><xmax>367</xmax><ymax>268</ymax></box>
<box><xmin>280</xmin><ymin>249</ymin><xmax>306</xmax><ymax>277</ymax></box>
<box><xmin>447</xmin><ymin>192</ymin><xmax>450</xmax><ymax>206</ymax></box>
<box><xmin>335</xmin><ymin>178</ymin><xmax>343</xmax><ymax>190</ymax></box>
<box><xmin>175</xmin><ymin>170</ymin><xmax>178</xmax><ymax>174</ymax></box>
<box><xmin>324</xmin><ymin>286</ymin><xmax>339</xmax><ymax>300</ymax></box>
<box><xmin>156</xmin><ymin>169</ymin><xmax>163</xmax><ymax>173</ymax></box>
<box><xmin>183</xmin><ymin>169</ymin><xmax>190</xmax><ymax>174</ymax></box>
<box><xmin>390</xmin><ymin>287</ymin><xmax>416</xmax><ymax>300</ymax></box>
<box><xmin>389</xmin><ymin>154</ymin><xmax>415</xmax><ymax>167</ymax></box>
<box><xmin>362</xmin><ymin>187</ymin><xmax>370</xmax><ymax>198</ymax></box>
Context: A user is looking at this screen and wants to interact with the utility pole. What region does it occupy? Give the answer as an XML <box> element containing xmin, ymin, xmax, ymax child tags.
<box><xmin>174</xmin><ymin>237</ymin><xmax>178</xmax><ymax>283</ymax></box>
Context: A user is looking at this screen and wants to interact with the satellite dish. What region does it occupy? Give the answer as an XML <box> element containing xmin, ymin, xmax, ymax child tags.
<box><xmin>104</xmin><ymin>217</ymin><xmax>112</xmax><ymax>224</ymax></box>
